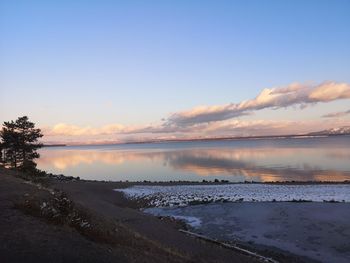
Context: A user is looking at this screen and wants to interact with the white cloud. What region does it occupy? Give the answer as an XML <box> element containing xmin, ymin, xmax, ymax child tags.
<box><xmin>166</xmin><ymin>81</ymin><xmax>350</xmax><ymax>126</ymax></box>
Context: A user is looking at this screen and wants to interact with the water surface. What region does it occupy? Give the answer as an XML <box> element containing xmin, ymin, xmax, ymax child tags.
<box><xmin>145</xmin><ymin>202</ymin><xmax>350</xmax><ymax>263</ymax></box>
<box><xmin>37</xmin><ymin>136</ymin><xmax>350</xmax><ymax>182</ymax></box>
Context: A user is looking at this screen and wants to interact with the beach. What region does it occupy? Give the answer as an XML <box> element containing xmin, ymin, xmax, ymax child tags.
<box><xmin>2</xmin><ymin>167</ymin><xmax>350</xmax><ymax>262</ymax></box>
<box><xmin>0</xmin><ymin>168</ymin><xmax>261</xmax><ymax>263</ymax></box>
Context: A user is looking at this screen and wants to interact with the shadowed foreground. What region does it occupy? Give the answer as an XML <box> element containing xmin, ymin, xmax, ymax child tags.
<box><xmin>0</xmin><ymin>168</ymin><xmax>261</xmax><ymax>263</ymax></box>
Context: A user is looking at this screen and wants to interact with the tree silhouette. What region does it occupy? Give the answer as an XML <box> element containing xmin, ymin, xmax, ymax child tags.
<box><xmin>0</xmin><ymin>116</ymin><xmax>43</xmax><ymax>171</ymax></box>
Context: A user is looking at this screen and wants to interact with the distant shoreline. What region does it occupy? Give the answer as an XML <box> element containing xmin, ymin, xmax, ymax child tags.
<box><xmin>123</xmin><ymin>133</ymin><xmax>349</xmax><ymax>145</ymax></box>
<box><xmin>43</xmin><ymin>133</ymin><xmax>350</xmax><ymax>147</ymax></box>
<box><xmin>72</xmin><ymin>178</ymin><xmax>350</xmax><ymax>185</ymax></box>
<box><xmin>42</xmin><ymin>144</ymin><xmax>67</xmax><ymax>147</ymax></box>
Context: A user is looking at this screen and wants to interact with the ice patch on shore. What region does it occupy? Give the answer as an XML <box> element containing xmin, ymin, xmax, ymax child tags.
<box><xmin>143</xmin><ymin>208</ymin><xmax>202</xmax><ymax>228</ymax></box>
<box><xmin>172</xmin><ymin>215</ymin><xmax>202</xmax><ymax>228</ymax></box>
<box><xmin>115</xmin><ymin>184</ymin><xmax>350</xmax><ymax>207</ymax></box>
<box><xmin>116</xmin><ymin>187</ymin><xmax>160</xmax><ymax>197</ymax></box>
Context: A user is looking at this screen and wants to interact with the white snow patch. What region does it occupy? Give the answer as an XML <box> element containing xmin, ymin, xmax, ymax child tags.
<box><xmin>172</xmin><ymin>216</ymin><xmax>202</xmax><ymax>228</ymax></box>
<box><xmin>115</xmin><ymin>184</ymin><xmax>350</xmax><ymax>207</ymax></box>
<box><xmin>114</xmin><ymin>187</ymin><xmax>160</xmax><ymax>197</ymax></box>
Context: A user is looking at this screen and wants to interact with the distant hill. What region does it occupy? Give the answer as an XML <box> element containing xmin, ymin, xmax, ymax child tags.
<box><xmin>42</xmin><ymin>129</ymin><xmax>350</xmax><ymax>147</ymax></box>
<box><xmin>308</xmin><ymin>126</ymin><xmax>350</xmax><ymax>136</ymax></box>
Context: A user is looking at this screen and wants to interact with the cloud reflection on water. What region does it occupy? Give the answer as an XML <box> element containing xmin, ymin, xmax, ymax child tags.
<box><xmin>37</xmin><ymin>145</ymin><xmax>350</xmax><ymax>182</ymax></box>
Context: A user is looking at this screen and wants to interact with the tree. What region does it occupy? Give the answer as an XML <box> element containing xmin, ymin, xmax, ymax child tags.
<box><xmin>0</xmin><ymin>140</ymin><xmax>3</xmax><ymax>166</ymax></box>
<box><xmin>0</xmin><ymin>116</ymin><xmax>43</xmax><ymax>171</ymax></box>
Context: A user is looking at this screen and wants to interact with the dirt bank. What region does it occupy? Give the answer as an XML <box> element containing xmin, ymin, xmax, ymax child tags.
<box><xmin>0</xmin><ymin>168</ymin><xmax>261</xmax><ymax>263</ymax></box>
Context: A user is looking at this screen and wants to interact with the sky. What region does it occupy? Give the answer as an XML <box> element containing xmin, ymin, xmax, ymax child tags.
<box><xmin>1</xmin><ymin>0</ymin><xmax>350</xmax><ymax>144</ymax></box>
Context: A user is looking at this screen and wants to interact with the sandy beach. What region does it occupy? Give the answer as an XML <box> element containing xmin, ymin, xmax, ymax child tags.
<box><xmin>1</xmin><ymin>167</ymin><xmax>349</xmax><ymax>263</ymax></box>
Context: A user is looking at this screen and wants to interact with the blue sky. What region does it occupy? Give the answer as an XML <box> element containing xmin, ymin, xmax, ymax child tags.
<box><xmin>1</xmin><ymin>1</ymin><xmax>350</xmax><ymax>143</ymax></box>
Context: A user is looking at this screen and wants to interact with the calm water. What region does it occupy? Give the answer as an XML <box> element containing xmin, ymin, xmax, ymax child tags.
<box><xmin>37</xmin><ymin>136</ymin><xmax>350</xmax><ymax>182</ymax></box>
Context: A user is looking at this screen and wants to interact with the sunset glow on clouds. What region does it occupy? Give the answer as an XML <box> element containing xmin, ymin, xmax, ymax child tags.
<box><xmin>166</xmin><ymin>81</ymin><xmax>350</xmax><ymax>127</ymax></box>
<box><xmin>42</xmin><ymin>81</ymin><xmax>350</xmax><ymax>144</ymax></box>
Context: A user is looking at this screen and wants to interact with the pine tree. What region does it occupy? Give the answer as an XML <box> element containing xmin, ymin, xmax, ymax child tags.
<box><xmin>0</xmin><ymin>140</ymin><xmax>3</xmax><ymax>166</ymax></box>
<box><xmin>0</xmin><ymin>116</ymin><xmax>43</xmax><ymax>170</ymax></box>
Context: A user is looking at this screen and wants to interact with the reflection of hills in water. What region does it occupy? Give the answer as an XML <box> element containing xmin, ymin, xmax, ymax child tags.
<box><xmin>37</xmin><ymin>145</ymin><xmax>350</xmax><ymax>182</ymax></box>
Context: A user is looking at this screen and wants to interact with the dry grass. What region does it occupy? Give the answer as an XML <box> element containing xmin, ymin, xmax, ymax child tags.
<box><xmin>14</xmin><ymin>184</ymin><xmax>192</xmax><ymax>263</ymax></box>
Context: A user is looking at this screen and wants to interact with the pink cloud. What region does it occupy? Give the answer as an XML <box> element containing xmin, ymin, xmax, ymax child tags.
<box><xmin>166</xmin><ymin>81</ymin><xmax>350</xmax><ymax>126</ymax></box>
<box><xmin>322</xmin><ymin>109</ymin><xmax>350</xmax><ymax>118</ymax></box>
<box><xmin>41</xmin><ymin>81</ymin><xmax>350</xmax><ymax>144</ymax></box>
